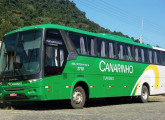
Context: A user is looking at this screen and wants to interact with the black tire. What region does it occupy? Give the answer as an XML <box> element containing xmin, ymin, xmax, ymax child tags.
<box><xmin>138</xmin><ymin>85</ymin><xmax>149</xmax><ymax>103</ymax></box>
<box><xmin>71</xmin><ymin>86</ymin><xmax>86</xmax><ymax>109</ymax></box>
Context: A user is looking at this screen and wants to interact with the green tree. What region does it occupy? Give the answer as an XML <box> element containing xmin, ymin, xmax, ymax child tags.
<box><xmin>0</xmin><ymin>0</ymin><xmax>135</xmax><ymax>41</ymax></box>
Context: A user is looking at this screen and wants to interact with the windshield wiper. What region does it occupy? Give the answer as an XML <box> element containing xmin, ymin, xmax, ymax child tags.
<box><xmin>2</xmin><ymin>62</ymin><xmax>8</xmax><ymax>80</ymax></box>
<box><xmin>13</xmin><ymin>62</ymin><xmax>27</xmax><ymax>80</ymax></box>
<box><xmin>28</xmin><ymin>49</ymin><xmax>35</xmax><ymax>62</ymax></box>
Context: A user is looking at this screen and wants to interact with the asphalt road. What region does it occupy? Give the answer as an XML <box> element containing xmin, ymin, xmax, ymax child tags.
<box><xmin>0</xmin><ymin>96</ymin><xmax>165</xmax><ymax>120</ymax></box>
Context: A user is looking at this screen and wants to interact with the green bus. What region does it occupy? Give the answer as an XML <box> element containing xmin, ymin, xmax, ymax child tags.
<box><xmin>0</xmin><ymin>24</ymin><xmax>165</xmax><ymax>109</ymax></box>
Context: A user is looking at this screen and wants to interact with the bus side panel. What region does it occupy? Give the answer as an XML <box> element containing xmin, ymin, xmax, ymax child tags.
<box><xmin>64</xmin><ymin>56</ymin><xmax>149</xmax><ymax>98</ymax></box>
<box><xmin>134</xmin><ymin>65</ymin><xmax>165</xmax><ymax>96</ymax></box>
<box><xmin>54</xmin><ymin>56</ymin><xmax>165</xmax><ymax>100</ymax></box>
<box><xmin>42</xmin><ymin>74</ymin><xmax>72</xmax><ymax>100</ymax></box>
<box><xmin>121</xmin><ymin>62</ymin><xmax>149</xmax><ymax>96</ymax></box>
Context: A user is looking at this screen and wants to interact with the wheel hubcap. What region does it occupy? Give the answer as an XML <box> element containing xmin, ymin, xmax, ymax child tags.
<box><xmin>73</xmin><ymin>90</ymin><xmax>83</xmax><ymax>104</ymax></box>
<box><xmin>142</xmin><ymin>90</ymin><xmax>147</xmax><ymax>100</ymax></box>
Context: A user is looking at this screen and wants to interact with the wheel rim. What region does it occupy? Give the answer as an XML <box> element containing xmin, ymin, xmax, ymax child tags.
<box><xmin>73</xmin><ymin>90</ymin><xmax>83</xmax><ymax>104</ymax></box>
<box><xmin>142</xmin><ymin>89</ymin><xmax>148</xmax><ymax>100</ymax></box>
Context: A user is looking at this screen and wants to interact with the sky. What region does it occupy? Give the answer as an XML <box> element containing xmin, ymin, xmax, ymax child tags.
<box><xmin>71</xmin><ymin>0</ymin><xmax>165</xmax><ymax>48</ymax></box>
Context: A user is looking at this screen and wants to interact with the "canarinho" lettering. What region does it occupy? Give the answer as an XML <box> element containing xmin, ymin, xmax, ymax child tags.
<box><xmin>99</xmin><ymin>60</ymin><xmax>133</xmax><ymax>74</ymax></box>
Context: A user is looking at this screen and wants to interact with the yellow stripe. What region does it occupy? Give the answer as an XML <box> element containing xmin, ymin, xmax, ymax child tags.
<box><xmin>135</xmin><ymin>79</ymin><xmax>142</xmax><ymax>95</ymax></box>
<box><xmin>144</xmin><ymin>65</ymin><xmax>159</xmax><ymax>89</ymax></box>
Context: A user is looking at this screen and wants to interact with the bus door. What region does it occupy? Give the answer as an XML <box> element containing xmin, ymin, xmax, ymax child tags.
<box><xmin>44</xmin><ymin>30</ymin><xmax>68</xmax><ymax>99</ymax></box>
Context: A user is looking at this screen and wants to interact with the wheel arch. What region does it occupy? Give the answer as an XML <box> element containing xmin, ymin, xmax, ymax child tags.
<box><xmin>71</xmin><ymin>80</ymin><xmax>90</xmax><ymax>100</ymax></box>
<box><xmin>143</xmin><ymin>82</ymin><xmax>150</xmax><ymax>95</ymax></box>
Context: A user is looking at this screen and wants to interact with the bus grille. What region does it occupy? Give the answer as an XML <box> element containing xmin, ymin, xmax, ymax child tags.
<box><xmin>4</xmin><ymin>87</ymin><xmax>26</xmax><ymax>91</ymax></box>
<box><xmin>4</xmin><ymin>94</ymin><xmax>28</xmax><ymax>100</ymax></box>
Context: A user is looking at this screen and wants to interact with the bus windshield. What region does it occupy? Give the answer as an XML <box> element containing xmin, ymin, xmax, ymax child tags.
<box><xmin>0</xmin><ymin>30</ymin><xmax>42</xmax><ymax>80</ymax></box>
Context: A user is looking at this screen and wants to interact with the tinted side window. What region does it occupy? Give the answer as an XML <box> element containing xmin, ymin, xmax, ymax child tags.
<box><xmin>125</xmin><ymin>44</ymin><xmax>133</xmax><ymax>61</ymax></box>
<box><xmin>154</xmin><ymin>50</ymin><xmax>161</xmax><ymax>64</ymax></box>
<box><xmin>134</xmin><ymin>46</ymin><xmax>142</xmax><ymax>62</ymax></box>
<box><xmin>45</xmin><ymin>30</ymin><xmax>68</xmax><ymax>76</ymax></box>
<box><xmin>161</xmin><ymin>51</ymin><xmax>165</xmax><ymax>65</ymax></box>
<box><xmin>107</xmin><ymin>41</ymin><xmax>116</xmax><ymax>59</ymax></box>
<box><xmin>148</xmin><ymin>49</ymin><xmax>154</xmax><ymax>64</ymax></box>
<box><xmin>87</xmin><ymin>37</ymin><xmax>96</xmax><ymax>56</ymax></box>
<box><xmin>69</xmin><ymin>33</ymin><xmax>88</xmax><ymax>55</ymax></box>
<box><xmin>141</xmin><ymin>48</ymin><xmax>148</xmax><ymax>63</ymax></box>
<box><xmin>117</xmin><ymin>43</ymin><xmax>126</xmax><ymax>60</ymax></box>
<box><xmin>97</xmin><ymin>39</ymin><xmax>107</xmax><ymax>58</ymax></box>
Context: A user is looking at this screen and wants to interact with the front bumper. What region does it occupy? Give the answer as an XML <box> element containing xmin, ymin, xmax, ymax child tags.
<box><xmin>0</xmin><ymin>81</ymin><xmax>47</xmax><ymax>102</ymax></box>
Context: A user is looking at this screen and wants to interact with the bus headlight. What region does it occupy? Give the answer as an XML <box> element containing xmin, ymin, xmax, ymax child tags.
<box><xmin>28</xmin><ymin>78</ymin><xmax>41</xmax><ymax>83</ymax></box>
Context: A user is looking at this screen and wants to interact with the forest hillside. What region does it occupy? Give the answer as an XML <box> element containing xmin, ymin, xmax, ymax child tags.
<box><xmin>0</xmin><ymin>0</ymin><xmax>137</xmax><ymax>41</ymax></box>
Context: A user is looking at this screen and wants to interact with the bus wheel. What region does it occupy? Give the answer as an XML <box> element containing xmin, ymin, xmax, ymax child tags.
<box><xmin>71</xmin><ymin>86</ymin><xmax>86</xmax><ymax>109</ymax></box>
<box><xmin>138</xmin><ymin>85</ymin><xmax>149</xmax><ymax>103</ymax></box>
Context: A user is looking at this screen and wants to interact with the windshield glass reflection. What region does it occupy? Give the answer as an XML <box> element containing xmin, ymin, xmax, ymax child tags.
<box><xmin>0</xmin><ymin>30</ymin><xmax>42</xmax><ymax>80</ymax></box>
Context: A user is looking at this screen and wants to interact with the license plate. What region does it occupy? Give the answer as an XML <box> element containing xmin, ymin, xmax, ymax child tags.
<box><xmin>10</xmin><ymin>93</ymin><xmax>17</xmax><ymax>97</ymax></box>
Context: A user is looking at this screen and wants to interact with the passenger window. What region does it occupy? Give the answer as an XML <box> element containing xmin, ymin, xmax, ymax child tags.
<box><xmin>117</xmin><ymin>43</ymin><xmax>126</xmax><ymax>60</ymax></box>
<box><xmin>69</xmin><ymin>33</ymin><xmax>88</xmax><ymax>55</ymax></box>
<box><xmin>87</xmin><ymin>37</ymin><xmax>96</xmax><ymax>56</ymax></box>
<box><xmin>154</xmin><ymin>50</ymin><xmax>161</xmax><ymax>64</ymax></box>
<box><xmin>97</xmin><ymin>39</ymin><xmax>107</xmax><ymax>57</ymax></box>
<box><xmin>108</xmin><ymin>41</ymin><xmax>115</xmax><ymax>59</ymax></box>
<box><xmin>134</xmin><ymin>46</ymin><xmax>142</xmax><ymax>62</ymax></box>
<box><xmin>125</xmin><ymin>44</ymin><xmax>133</xmax><ymax>61</ymax></box>
<box><xmin>141</xmin><ymin>48</ymin><xmax>148</xmax><ymax>63</ymax></box>
<box><xmin>80</xmin><ymin>37</ymin><xmax>87</xmax><ymax>55</ymax></box>
<box><xmin>148</xmin><ymin>49</ymin><xmax>154</xmax><ymax>64</ymax></box>
<box><xmin>161</xmin><ymin>52</ymin><xmax>165</xmax><ymax>65</ymax></box>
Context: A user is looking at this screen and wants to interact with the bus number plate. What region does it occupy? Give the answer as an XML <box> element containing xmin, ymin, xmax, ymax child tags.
<box><xmin>10</xmin><ymin>93</ymin><xmax>17</xmax><ymax>97</ymax></box>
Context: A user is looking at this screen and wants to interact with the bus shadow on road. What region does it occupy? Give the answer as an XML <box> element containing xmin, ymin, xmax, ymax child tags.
<box><xmin>85</xmin><ymin>97</ymin><xmax>136</xmax><ymax>108</ymax></box>
<box><xmin>4</xmin><ymin>100</ymin><xmax>72</xmax><ymax>110</ymax></box>
<box><xmin>85</xmin><ymin>97</ymin><xmax>163</xmax><ymax>108</ymax></box>
<box><xmin>1</xmin><ymin>97</ymin><xmax>163</xmax><ymax>110</ymax></box>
